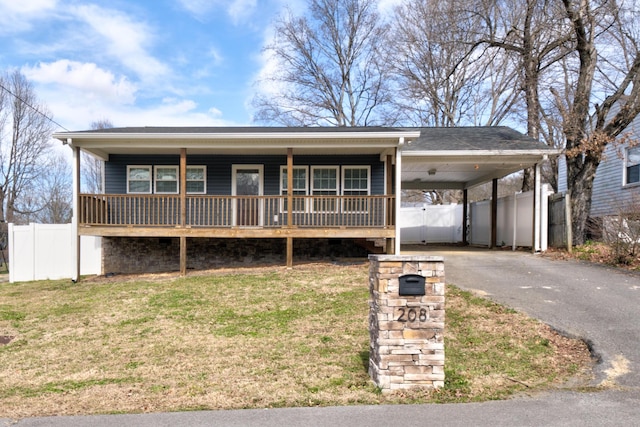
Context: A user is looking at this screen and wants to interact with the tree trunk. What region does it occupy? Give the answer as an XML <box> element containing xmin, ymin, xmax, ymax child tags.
<box><xmin>521</xmin><ymin>167</ymin><xmax>535</xmax><ymax>192</ymax></box>
<box><xmin>567</xmin><ymin>154</ymin><xmax>599</xmax><ymax>245</ymax></box>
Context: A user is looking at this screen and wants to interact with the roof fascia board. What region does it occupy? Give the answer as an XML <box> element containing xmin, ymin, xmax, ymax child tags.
<box><xmin>402</xmin><ymin>149</ymin><xmax>560</xmax><ymax>159</ymax></box>
<box><xmin>402</xmin><ymin>153</ymin><xmax>554</xmax><ymax>165</ymax></box>
<box><xmin>53</xmin><ymin>130</ymin><xmax>421</xmax><ymax>143</ymax></box>
<box><xmin>465</xmin><ymin>166</ymin><xmax>531</xmax><ymax>188</ymax></box>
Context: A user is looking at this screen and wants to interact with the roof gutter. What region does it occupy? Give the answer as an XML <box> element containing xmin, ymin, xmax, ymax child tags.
<box><xmin>402</xmin><ymin>148</ymin><xmax>562</xmax><ymax>157</ymax></box>
<box><xmin>53</xmin><ymin>130</ymin><xmax>422</xmax><ymax>143</ymax></box>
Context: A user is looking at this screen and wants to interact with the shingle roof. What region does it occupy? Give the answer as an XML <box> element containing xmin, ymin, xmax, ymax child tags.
<box><xmin>73</xmin><ymin>126</ymin><xmax>398</xmax><ymax>134</ymax></box>
<box><xmin>402</xmin><ymin>126</ymin><xmax>546</xmax><ymax>152</ymax></box>
<box><xmin>66</xmin><ymin>125</ymin><xmax>546</xmax><ymax>151</ymax></box>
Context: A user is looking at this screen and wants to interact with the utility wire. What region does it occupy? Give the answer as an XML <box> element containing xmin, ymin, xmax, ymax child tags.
<box><xmin>0</xmin><ymin>81</ymin><xmax>70</xmax><ymax>131</ymax></box>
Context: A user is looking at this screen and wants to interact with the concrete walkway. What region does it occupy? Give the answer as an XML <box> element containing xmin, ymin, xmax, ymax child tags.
<box><xmin>3</xmin><ymin>247</ymin><xmax>640</xmax><ymax>426</ymax></box>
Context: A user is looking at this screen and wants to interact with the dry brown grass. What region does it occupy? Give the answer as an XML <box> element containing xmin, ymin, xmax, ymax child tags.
<box><xmin>0</xmin><ymin>262</ymin><xmax>593</xmax><ymax>419</ymax></box>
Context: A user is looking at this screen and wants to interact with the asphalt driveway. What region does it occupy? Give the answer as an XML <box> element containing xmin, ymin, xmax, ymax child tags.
<box><xmin>3</xmin><ymin>247</ymin><xmax>640</xmax><ymax>426</ymax></box>
<box><xmin>425</xmin><ymin>246</ymin><xmax>640</xmax><ymax>389</ymax></box>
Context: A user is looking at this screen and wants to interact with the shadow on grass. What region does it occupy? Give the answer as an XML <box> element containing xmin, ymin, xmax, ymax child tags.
<box><xmin>359</xmin><ymin>350</ymin><xmax>370</xmax><ymax>373</ymax></box>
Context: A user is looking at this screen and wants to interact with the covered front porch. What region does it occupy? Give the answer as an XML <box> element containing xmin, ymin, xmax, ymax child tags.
<box><xmin>54</xmin><ymin>126</ymin><xmax>559</xmax><ymax>280</ymax></box>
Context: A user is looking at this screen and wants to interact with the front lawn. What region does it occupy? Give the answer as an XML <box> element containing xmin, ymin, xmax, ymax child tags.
<box><xmin>0</xmin><ymin>263</ymin><xmax>593</xmax><ymax>418</ymax></box>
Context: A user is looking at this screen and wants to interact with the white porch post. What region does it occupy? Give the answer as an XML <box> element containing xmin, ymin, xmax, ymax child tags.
<box><xmin>533</xmin><ymin>162</ymin><xmax>541</xmax><ymax>252</ymax></box>
<box><xmin>394</xmin><ymin>139</ymin><xmax>404</xmax><ymax>255</ymax></box>
<box><xmin>71</xmin><ymin>143</ymin><xmax>80</xmax><ymax>282</ymax></box>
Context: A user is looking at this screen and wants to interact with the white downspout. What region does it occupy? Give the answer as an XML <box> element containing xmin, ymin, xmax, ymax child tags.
<box><xmin>395</xmin><ymin>138</ymin><xmax>404</xmax><ymax>255</ymax></box>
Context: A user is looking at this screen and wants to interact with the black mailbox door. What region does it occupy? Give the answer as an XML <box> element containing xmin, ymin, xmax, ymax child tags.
<box><xmin>399</xmin><ymin>274</ymin><xmax>426</xmax><ymax>296</ymax></box>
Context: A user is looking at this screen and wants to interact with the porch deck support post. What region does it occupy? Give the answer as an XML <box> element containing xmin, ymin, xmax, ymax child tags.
<box><xmin>180</xmin><ymin>148</ymin><xmax>187</xmax><ymax>275</ymax></box>
<box><xmin>286</xmin><ymin>148</ymin><xmax>294</xmax><ymax>268</ymax></box>
<box><xmin>462</xmin><ymin>189</ymin><xmax>468</xmax><ymax>245</ymax></box>
<box><xmin>490</xmin><ymin>178</ymin><xmax>498</xmax><ymax>248</ymax></box>
<box><xmin>72</xmin><ymin>144</ymin><xmax>80</xmax><ymax>281</ymax></box>
<box><xmin>394</xmin><ymin>140</ymin><xmax>404</xmax><ymax>255</ymax></box>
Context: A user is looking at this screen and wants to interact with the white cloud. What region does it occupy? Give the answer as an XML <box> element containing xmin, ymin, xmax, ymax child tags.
<box><xmin>0</xmin><ymin>0</ymin><xmax>58</xmax><ymax>33</ymax></box>
<box><xmin>22</xmin><ymin>60</ymin><xmax>138</xmax><ymax>105</ymax></box>
<box><xmin>71</xmin><ymin>4</ymin><xmax>169</xmax><ymax>80</ymax></box>
<box><xmin>209</xmin><ymin>46</ymin><xmax>225</xmax><ymax>66</ymax></box>
<box><xmin>32</xmin><ymin>80</ymin><xmax>240</xmax><ymax>132</ymax></box>
<box><xmin>0</xmin><ymin>0</ymin><xmax>57</xmax><ymax>14</ymax></box>
<box><xmin>228</xmin><ymin>0</ymin><xmax>257</xmax><ymax>24</ymax></box>
<box><xmin>177</xmin><ymin>0</ymin><xmax>259</xmax><ymax>24</ymax></box>
<box><xmin>177</xmin><ymin>0</ymin><xmax>218</xmax><ymax>18</ymax></box>
<box><xmin>111</xmin><ymin>98</ymin><xmax>239</xmax><ymax>127</ymax></box>
<box><xmin>377</xmin><ymin>0</ymin><xmax>403</xmax><ymax>16</ymax></box>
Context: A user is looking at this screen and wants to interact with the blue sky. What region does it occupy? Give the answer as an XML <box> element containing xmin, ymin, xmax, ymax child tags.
<box><xmin>0</xmin><ymin>0</ymin><xmax>318</xmax><ymax>131</ymax></box>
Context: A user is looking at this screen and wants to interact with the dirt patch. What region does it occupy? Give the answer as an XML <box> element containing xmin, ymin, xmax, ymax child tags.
<box><xmin>0</xmin><ymin>336</ymin><xmax>14</xmax><ymax>345</ymax></box>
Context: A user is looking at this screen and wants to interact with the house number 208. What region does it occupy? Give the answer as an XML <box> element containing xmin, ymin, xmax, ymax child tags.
<box><xmin>397</xmin><ymin>307</ymin><xmax>428</xmax><ymax>322</ymax></box>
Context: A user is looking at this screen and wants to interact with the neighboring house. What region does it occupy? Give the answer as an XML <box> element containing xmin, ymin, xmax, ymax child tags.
<box><xmin>53</xmin><ymin>126</ymin><xmax>556</xmax><ymax>279</ymax></box>
<box><xmin>558</xmin><ymin>112</ymin><xmax>640</xmax><ymax>236</ymax></box>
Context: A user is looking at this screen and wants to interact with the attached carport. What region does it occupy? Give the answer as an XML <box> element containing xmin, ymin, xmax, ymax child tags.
<box><xmin>397</xmin><ymin>127</ymin><xmax>560</xmax><ymax>252</ymax></box>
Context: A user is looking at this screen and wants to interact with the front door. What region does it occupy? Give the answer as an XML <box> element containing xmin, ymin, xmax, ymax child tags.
<box><xmin>232</xmin><ymin>165</ymin><xmax>263</xmax><ymax>226</ymax></box>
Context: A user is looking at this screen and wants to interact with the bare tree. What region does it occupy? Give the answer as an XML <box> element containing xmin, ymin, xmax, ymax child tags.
<box><xmin>388</xmin><ymin>0</ymin><xmax>524</xmax><ymax>205</ymax></box>
<box><xmin>19</xmin><ymin>152</ymin><xmax>72</xmax><ymax>224</ymax></box>
<box><xmin>471</xmin><ymin>0</ymin><xmax>573</xmax><ymax>191</ymax></box>
<box><xmin>0</xmin><ymin>71</ymin><xmax>54</xmax><ymax>223</ymax></box>
<box><xmin>253</xmin><ymin>0</ymin><xmax>396</xmax><ymax>126</ymax></box>
<box><xmin>463</xmin><ymin>0</ymin><xmax>640</xmax><ymax>245</ymax></box>
<box><xmin>388</xmin><ymin>0</ymin><xmax>522</xmax><ymax>128</ymax></box>
<box><xmin>82</xmin><ymin>119</ymin><xmax>113</xmax><ymax>193</ymax></box>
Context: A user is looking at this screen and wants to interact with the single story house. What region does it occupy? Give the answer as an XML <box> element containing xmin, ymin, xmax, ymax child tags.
<box><xmin>557</xmin><ymin>110</ymin><xmax>640</xmax><ymax>238</ymax></box>
<box><xmin>53</xmin><ymin>126</ymin><xmax>557</xmax><ymax>279</ymax></box>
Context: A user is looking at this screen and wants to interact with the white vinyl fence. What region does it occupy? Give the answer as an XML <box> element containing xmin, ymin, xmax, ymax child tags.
<box><xmin>468</xmin><ymin>189</ymin><xmax>549</xmax><ymax>249</ymax></box>
<box><xmin>400</xmin><ymin>204</ymin><xmax>464</xmax><ymax>244</ymax></box>
<box><xmin>8</xmin><ymin>223</ymin><xmax>101</xmax><ymax>283</ymax></box>
<box><xmin>400</xmin><ymin>187</ymin><xmax>551</xmax><ymax>250</ymax></box>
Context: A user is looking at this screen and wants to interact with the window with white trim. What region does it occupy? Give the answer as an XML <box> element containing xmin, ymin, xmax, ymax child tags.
<box><xmin>186</xmin><ymin>166</ymin><xmax>206</xmax><ymax>194</ymax></box>
<box><xmin>626</xmin><ymin>146</ymin><xmax>640</xmax><ymax>185</ymax></box>
<box><xmin>280</xmin><ymin>166</ymin><xmax>308</xmax><ymax>212</ymax></box>
<box><xmin>342</xmin><ymin>166</ymin><xmax>370</xmax><ymax>212</ymax></box>
<box><xmin>311</xmin><ymin>166</ymin><xmax>339</xmax><ymax>211</ymax></box>
<box><xmin>154</xmin><ymin>166</ymin><xmax>179</xmax><ymax>194</ymax></box>
<box><xmin>127</xmin><ymin>165</ymin><xmax>152</xmax><ymax>194</ymax></box>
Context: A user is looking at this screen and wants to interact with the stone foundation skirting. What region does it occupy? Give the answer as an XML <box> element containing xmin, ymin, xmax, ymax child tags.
<box><xmin>102</xmin><ymin>237</ymin><xmax>370</xmax><ymax>275</ymax></box>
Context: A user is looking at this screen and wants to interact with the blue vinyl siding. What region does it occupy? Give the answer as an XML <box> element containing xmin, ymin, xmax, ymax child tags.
<box><xmin>105</xmin><ymin>154</ymin><xmax>385</xmax><ymax>195</ymax></box>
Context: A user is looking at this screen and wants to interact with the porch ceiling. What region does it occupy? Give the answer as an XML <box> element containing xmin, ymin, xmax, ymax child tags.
<box><xmin>400</xmin><ymin>153</ymin><xmax>547</xmax><ymax>190</ymax></box>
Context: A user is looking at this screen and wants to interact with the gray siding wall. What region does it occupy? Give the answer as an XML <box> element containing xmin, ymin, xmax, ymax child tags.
<box><xmin>590</xmin><ymin>141</ymin><xmax>640</xmax><ymax>217</ymax></box>
<box><xmin>557</xmin><ymin>110</ymin><xmax>640</xmax><ymax>217</ymax></box>
<box><xmin>557</xmin><ymin>155</ymin><xmax>567</xmax><ymax>193</ymax></box>
<box><xmin>105</xmin><ymin>154</ymin><xmax>386</xmax><ymax>195</ymax></box>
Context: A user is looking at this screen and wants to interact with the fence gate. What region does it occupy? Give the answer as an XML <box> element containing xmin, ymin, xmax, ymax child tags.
<box><xmin>548</xmin><ymin>191</ymin><xmax>571</xmax><ymax>249</ymax></box>
<box><xmin>399</xmin><ymin>205</ymin><xmax>463</xmax><ymax>244</ymax></box>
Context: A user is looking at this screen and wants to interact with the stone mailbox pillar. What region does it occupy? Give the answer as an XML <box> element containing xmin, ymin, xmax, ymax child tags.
<box><xmin>368</xmin><ymin>255</ymin><xmax>445</xmax><ymax>392</ymax></box>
